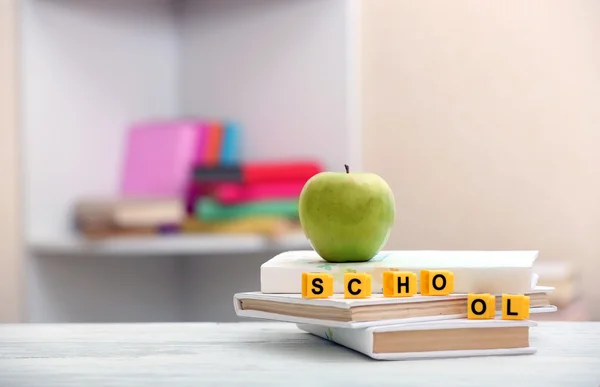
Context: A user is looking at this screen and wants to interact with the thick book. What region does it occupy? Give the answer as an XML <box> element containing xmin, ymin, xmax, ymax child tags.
<box><xmin>261</xmin><ymin>250</ymin><xmax>539</xmax><ymax>294</ymax></box>
<box><xmin>75</xmin><ymin>198</ymin><xmax>184</xmax><ymax>228</ymax></box>
<box><xmin>297</xmin><ymin>319</ymin><xmax>537</xmax><ymax>360</ymax></box>
<box><xmin>234</xmin><ymin>286</ymin><xmax>556</xmax><ymax>328</ymax></box>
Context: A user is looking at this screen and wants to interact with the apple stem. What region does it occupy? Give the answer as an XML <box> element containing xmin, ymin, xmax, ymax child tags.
<box><xmin>344</xmin><ymin>164</ymin><xmax>349</xmax><ymax>173</ymax></box>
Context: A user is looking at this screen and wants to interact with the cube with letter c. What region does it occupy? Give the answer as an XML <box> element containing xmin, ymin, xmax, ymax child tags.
<box><xmin>420</xmin><ymin>270</ymin><xmax>454</xmax><ymax>296</ymax></box>
<box><xmin>383</xmin><ymin>271</ymin><xmax>417</xmax><ymax>297</ymax></box>
<box><xmin>467</xmin><ymin>293</ymin><xmax>496</xmax><ymax>319</ymax></box>
<box><xmin>502</xmin><ymin>294</ymin><xmax>530</xmax><ymax>320</ymax></box>
<box><xmin>343</xmin><ymin>273</ymin><xmax>372</xmax><ymax>299</ymax></box>
<box><xmin>302</xmin><ymin>272</ymin><xmax>334</xmax><ymax>299</ymax></box>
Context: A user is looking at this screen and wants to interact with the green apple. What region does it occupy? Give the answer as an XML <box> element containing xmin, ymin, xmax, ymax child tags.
<box><xmin>298</xmin><ymin>165</ymin><xmax>395</xmax><ymax>263</ymax></box>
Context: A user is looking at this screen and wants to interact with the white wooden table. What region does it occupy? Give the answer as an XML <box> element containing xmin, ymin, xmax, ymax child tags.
<box><xmin>1</xmin><ymin>322</ymin><xmax>599</xmax><ymax>387</ymax></box>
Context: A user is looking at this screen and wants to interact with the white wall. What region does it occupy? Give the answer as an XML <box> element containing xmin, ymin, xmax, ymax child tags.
<box><xmin>179</xmin><ymin>0</ymin><xmax>353</xmax><ymax>170</ymax></box>
<box><xmin>361</xmin><ymin>0</ymin><xmax>600</xmax><ymax>319</ymax></box>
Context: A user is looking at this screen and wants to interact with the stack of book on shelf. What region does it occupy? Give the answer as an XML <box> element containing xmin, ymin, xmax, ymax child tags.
<box><xmin>74</xmin><ymin>198</ymin><xmax>184</xmax><ymax>239</ymax></box>
<box><xmin>185</xmin><ymin>160</ymin><xmax>321</xmax><ymax>238</ymax></box>
<box><xmin>73</xmin><ymin>119</ymin><xmax>321</xmax><ymax>240</ymax></box>
<box><xmin>234</xmin><ymin>250</ymin><xmax>558</xmax><ymax>360</ymax></box>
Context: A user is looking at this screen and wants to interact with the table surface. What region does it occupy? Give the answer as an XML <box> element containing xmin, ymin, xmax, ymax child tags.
<box><xmin>1</xmin><ymin>321</ymin><xmax>599</xmax><ymax>387</ymax></box>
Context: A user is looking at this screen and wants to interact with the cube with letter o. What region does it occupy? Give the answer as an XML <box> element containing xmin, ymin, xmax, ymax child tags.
<box><xmin>343</xmin><ymin>272</ymin><xmax>372</xmax><ymax>299</ymax></box>
<box><xmin>302</xmin><ymin>272</ymin><xmax>334</xmax><ymax>299</ymax></box>
<box><xmin>420</xmin><ymin>270</ymin><xmax>454</xmax><ymax>296</ymax></box>
<box><xmin>467</xmin><ymin>293</ymin><xmax>496</xmax><ymax>319</ymax></box>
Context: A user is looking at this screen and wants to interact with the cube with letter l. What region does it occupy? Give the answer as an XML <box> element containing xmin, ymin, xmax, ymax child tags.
<box><xmin>302</xmin><ymin>272</ymin><xmax>334</xmax><ymax>299</ymax></box>
<box><xmin>502</xmin><ymin>294</ymin><xmax>530</xmax><ymax>320</ymax></box>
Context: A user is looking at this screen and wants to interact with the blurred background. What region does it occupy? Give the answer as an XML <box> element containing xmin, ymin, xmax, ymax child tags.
<box><xmin>0</xmin><ymin>0</ymin><xmax>597</xmax><ymax>323</ymax></box>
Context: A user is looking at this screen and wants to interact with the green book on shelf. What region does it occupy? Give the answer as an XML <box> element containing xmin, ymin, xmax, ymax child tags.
<box><xmin>195</xmin><ymin>198</ymin><xmax>299</xmax><ymax>222</ymax></box>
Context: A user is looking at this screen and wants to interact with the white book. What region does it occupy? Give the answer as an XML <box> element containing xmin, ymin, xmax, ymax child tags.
<box><xmin>297</xmin><ymin>319</ymin><xmax>537</xmax><ymax>360</ymax></box>
<box><xmin>261</xmin><ymin>250</ymin><xmax>539</xmax><ymax>294</ymax></box>
<box><xmin>234</xmin><ymin>286</ymin><xmax>557</xmax><ymax>328</ymax></box>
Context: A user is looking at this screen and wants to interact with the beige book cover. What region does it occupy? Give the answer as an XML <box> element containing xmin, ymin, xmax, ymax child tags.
<box><xmin>75</xmin><ymin>198</ymin><xmax>184</xmax><ymax>228</ymax></box>
<box><xmin>297</xmin><ymin>319</ymin><xmax>537</xmax><ymax>360</ymax></box>
<box><xmin>234</xmin><ymin>286</ymin><xmax>556</xmax><ymax>328</ymax></box>
<box><xmin>261</xmin><ymin>250</ymin><xmax>539</xmax><ymax>294</ymax></box>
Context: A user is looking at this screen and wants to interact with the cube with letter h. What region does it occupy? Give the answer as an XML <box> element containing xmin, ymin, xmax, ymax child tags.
<box><xmin>467</xmin><ymin>293</ymin><xmax>496</xmax><ymax>319</ymax></box>
<box><xmin>502</xmin><ymin>294</ymin><xmax>530</xmax><ymax>320</ymax></box>
<box><xmin>344</xmin><ymin>273</ymin><xmax>372</xmax><ymax>298</ymax></box>
<box><xmin>383</xmin><ymin>271</ymin><xmax>417</xmax><ymax>297</ymax></box>
<box><xmin>302</xmin><ymin>272</ymin><xmax>334</xmax><ymax>299</ymax></box>
<box><xmin>420</xmin><ymin>270</ymin><xmax>454</xmax><ymax>296</ymax></box>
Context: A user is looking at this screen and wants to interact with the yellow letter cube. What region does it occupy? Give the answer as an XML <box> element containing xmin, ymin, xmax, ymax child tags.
<box><xmin>344</xmin><ymin>273</ymin><xmax>372</xmax><ymax>299</ymax></box>
<box><xmin>502</xmin><ymin>294</ymin><xmax>530</xmax><ymax>320</ymax></box>
<box><xmin>302</xmin><ymin>272</ymin><xmax>333</xmax><ymax>299</ymax></box>
<box><xmin>382</xmin><ymin>271</ymin><xmax>417</xmax><ymax>297</ymax></box>
<box><xmin>420</xmin><ymin>270</ymin><xmax>454</xmax><ymax>296</ymax></box>
<box><xmin>467</xmin><ymin>293</ymin><xmax>496</xmax><ymax>319</ymax></box>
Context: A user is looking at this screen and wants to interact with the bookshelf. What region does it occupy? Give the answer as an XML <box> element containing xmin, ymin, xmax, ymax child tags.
<box><xmin>15</xmin><ymin>0</ymin><xmax>361</xmax><ymax>323</ymax></box>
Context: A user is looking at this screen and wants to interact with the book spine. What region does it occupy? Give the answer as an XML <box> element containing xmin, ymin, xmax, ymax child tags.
<box><xmin>194</xmin><ymin>198</ymin><xmax>299</xmax><ymax>222</ymax></box>
<box><xmin>181</xmin><ymin>216</ymin><xmax>291</xmax><ymax>237</ymax></box>
<box><xmin>192</xmin><ymin>161</ymin><xmax>322</xmax><ymax>184</ymax></box>
<box><xmin>193</xmin><ymin>122</ymin><xmax>208</xmax><ymax>164</ymax></box>
<box><xmin>203</xmin><ymin>121</ymin><xmax>223</xmax><ymax>166</ymax></box>
<box><xmin>193</xmin><ymin>165</ymin><xmax>243</xmax><ymax>182</ymax></box>
<box><xmin>220</xmin><ymin>121</ymin><xmax>241</xmax><ymax>165</ymax></box>
<box><xmin>213</xmin><ymin>181</ymin><xmax>306</xmax><ymax>205</ymax></box>
<box><xmin>242</xmin><ymin>161</ymin><xmax>321</xmax><ymax>184</ymax></box>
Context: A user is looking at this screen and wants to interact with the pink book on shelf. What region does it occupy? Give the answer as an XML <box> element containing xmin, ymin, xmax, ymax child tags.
<box><xmin>213</xmin><ymin>181</ymin><xmax>306</xmax><ymax>205</ymax></box>
<box><xmin>121</xmin><ymin>120</ymin><xmax>206</xmax><ymax>198</ymax></box>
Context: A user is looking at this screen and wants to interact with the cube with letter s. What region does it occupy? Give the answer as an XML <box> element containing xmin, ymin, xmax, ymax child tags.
<box><xmin>302</xmin><ymin>272</ymin><xmax>334</xmax><ymax>299</ymax></box>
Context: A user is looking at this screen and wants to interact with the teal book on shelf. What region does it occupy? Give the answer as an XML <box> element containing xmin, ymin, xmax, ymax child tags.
<box><xmin>220</xmin><ymin>121</ymin><xmax>242</xmax><ymax>166</ymax></box>
<box><xmin>195</xmin><ymin>198</ymin><xmax>299</xmax><ymax>222</ymax></box>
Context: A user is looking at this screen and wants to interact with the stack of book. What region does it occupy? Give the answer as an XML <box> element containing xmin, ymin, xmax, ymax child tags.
<box><xmin>185</xmin><ymin>160</ymin><xmax>321</xmax><ymax>237</ymax></box>
<box><xmin>234</xmin><ymin>250</ymin><xmax>558</xmax><ymax>360</ymax></box>
<box><xmin>74</xmin><ymin>198</ymin><xmax>184</xmax><ymax>239</ymax></box>
<box><xmin>73</xmin><ymin>118</ymin><xmax>322</xmax><ymax>239</ymax></box>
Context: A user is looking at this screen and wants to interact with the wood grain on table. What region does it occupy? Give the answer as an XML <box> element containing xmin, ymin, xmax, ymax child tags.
<box><xmin>0</xmin><ymin>322</ymin><xmax>599</xmax><ymax>387</ymax></box>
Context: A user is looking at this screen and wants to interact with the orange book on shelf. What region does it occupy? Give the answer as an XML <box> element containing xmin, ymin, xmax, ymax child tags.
<box><xmin>79</xmin><ymin>225</ymin><xmax>158</xmax><ymax>240</ymax></box>
<box><xmin>203</xmin><ymin>121</ymin><xmax>223</xmax><ymax>166</ymax></box>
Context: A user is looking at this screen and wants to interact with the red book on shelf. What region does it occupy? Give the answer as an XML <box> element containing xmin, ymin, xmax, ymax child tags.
<box><xmin>243</xmin><ymin>161</ymin><xmax>321</xmax><ymax>184</ymax></box>
<box><xmin>203</xmin><ymin>121</ymin><xmax>223</xmax><ymax>166</ymax></box>
<box><xmin>213</xmin><ymin>181</ymin><xmax>306</xmax><ymax>205</ymax></box>
<box><xmin>192</xmin><ymin>161</ymin><xmax>322</xmax><ymax>184</ymax></box>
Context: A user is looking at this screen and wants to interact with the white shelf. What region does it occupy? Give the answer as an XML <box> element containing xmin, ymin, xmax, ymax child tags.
<box><xmin>29</xmin><ymin>231</ymin><xmax>311</xmax><ymax>257</ymax></box>
<box><xmin>18</xmin><ymin>0</ymin><xmax>354</xmax><ymax>323</ymax></box>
